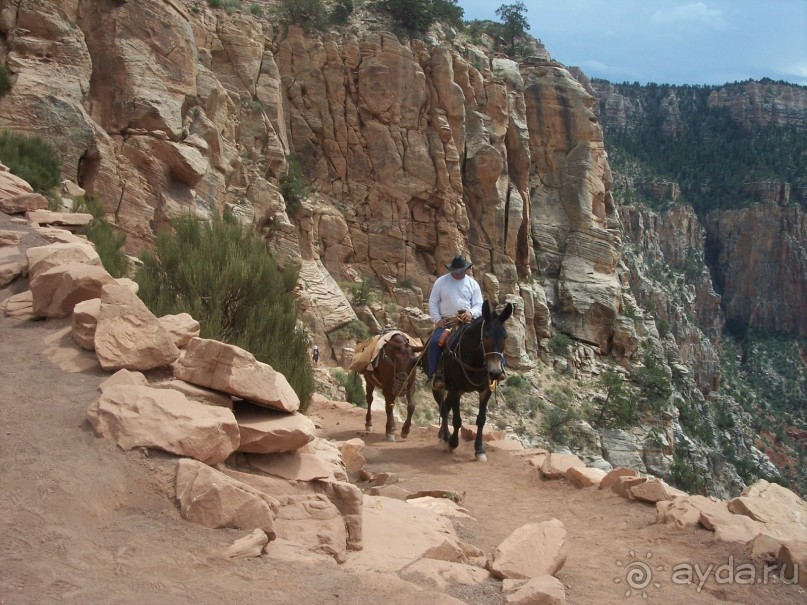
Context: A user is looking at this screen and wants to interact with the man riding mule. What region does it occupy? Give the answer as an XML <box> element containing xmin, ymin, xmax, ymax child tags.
<box><xmin>427</xmin><ymin>255</ymin><xmax>483</xmax><ymax>391</ymax></box>
<box><xmin>420</xmin><ymin>299</ymin><xmax>513</xmax><ymax>461</ymax></box>
<box><xmin>349</xmin><ymin>330</ymin><xmax>422</xmax><ymax>441</ymax></box>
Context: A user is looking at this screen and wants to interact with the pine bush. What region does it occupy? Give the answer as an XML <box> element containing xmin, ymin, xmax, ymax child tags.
<box><xmin>72</xmin><ymin>197</ymin><xmax>128</xmax><ymax>278</ymax></box>
<box><xmin>135</xmin><ymin>213</ymin><xmax>315</xmax><ymax>412</ymax></box>
<box><xmin>0</xmin><ymin>130</ymin><xmax>61</xmax><ymax>193</ymax></box>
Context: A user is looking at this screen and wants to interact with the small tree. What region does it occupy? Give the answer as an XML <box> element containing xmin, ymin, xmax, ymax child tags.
<box><xmin>594</xmin><ymin>369</ymin><xmax>637</xmax><ymax>428</ymax></box>
<box><xmin>273</xmin><ymin>0</ymin><xmax>328</xmax><ymax>32</ymax></box>
<box><xmin>495</xmin><ymin>2</ymin><xmax>530</xmax><ymax>56</ymax></box>
<box><xmin>280</xmin><ymin>154</ymin><xmax>308</xmax><ymax>213</ymax></box>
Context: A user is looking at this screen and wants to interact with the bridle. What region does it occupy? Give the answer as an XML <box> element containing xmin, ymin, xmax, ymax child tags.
<box><xmin>378</xmin><ymin>339</ymin><xmax>415</xmax><ymax>398</ymax></box>
<box><xmin>445</xmin><ymin>319</ymin><xmax>505</xmax><ymax>390</ymax></box>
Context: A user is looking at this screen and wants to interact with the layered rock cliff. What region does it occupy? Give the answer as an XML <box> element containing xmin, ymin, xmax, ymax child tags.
<box><xmin>0</xmin><ymin>0</ymin><xmax>628</xmax><ymax>367</ymax></box>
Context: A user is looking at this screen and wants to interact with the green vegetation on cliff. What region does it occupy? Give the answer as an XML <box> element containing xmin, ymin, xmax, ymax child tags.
<box><xmin>600</xmin><ymin>81</ymin><xmax>807</xmax><ymax>215</ymax></box>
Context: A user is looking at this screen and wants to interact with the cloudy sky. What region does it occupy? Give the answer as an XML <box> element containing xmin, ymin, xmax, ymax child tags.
<box><xmin>460</xmin><ymin>0</ymin><xmax>807</xmax><ymax>86</ymax></box>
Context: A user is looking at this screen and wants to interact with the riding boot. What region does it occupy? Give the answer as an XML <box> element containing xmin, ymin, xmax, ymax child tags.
<box><xmin>432</xmin><ymin>370</ymin><xmax>445</xmax><ymax>390</ymax></box>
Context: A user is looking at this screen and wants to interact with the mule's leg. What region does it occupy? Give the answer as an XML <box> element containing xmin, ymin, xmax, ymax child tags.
<box><xmin>364</xmin><ymin>378</ymin><xmax>374</xmax><ymax>432</ymax></box>
<box><xmin>384</xmin><ymin>395</ymin><xmax>397</xmax><ymax>442</ymax></box>
<box><xmin>473</xmin><ymin>391</ymin><xmax>492</xmax><ymax>461</ymax></box>
<box><xmin>448</xmin><ymin>391</ymin><xmax>462</xmax><ymax>450</ymax></box>
<box><xmin>400</xmin><ymin>381</ymin><xmax>416</xmax><ymax>439</ymax></box>
<box><xmin>436</xmin><ymin>389</ymin><xmax>450</xmax><ymax>444</ymax></box>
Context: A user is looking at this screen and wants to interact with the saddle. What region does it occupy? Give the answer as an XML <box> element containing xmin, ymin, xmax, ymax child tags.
<box><xmin>349</xmin><ymin>330</ymin><xmax>420</xmax><ymax>372</ymax></box>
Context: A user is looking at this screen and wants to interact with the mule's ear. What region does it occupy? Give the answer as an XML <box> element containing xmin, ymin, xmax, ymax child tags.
<box><xmin>498</xmin><ymin>302</ymin><xmax>513</xmax><ymax>323</ymax></box>
<box><xmin>482</xmin><ymin>299</ymin><xmax>491</xmax><ymax>319</ymax></box>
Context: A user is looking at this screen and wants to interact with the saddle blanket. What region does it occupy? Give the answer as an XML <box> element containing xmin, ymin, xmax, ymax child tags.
<box><xmin>348</xmin><ymin>330</ymin><xmax>420</xmax><ymax>372</ymax></box>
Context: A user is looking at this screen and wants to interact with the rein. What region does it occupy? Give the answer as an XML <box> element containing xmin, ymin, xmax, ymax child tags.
<box><xmin>446</xmin><ymin>320</ymin><xmax>505</xmax><ymax>390</ymax></box>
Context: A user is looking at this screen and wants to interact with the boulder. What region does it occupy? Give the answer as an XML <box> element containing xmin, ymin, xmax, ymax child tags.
<box><xmin>337</xmin><ymin>438</ymin><xmax>367</xmax><ymax>473</ymax></box>
<box><xmin>174</xmin><ymin>337</ymin><xmax>299</xmax><ymax>412</ymax></box>
<box><xmin>3</xmin><ymin>290</ymin><xmax>33</xmax><ymax>320</ymax></box>
<box><xmin>94</xmin><ymin>284</ymin><xmax>180</xmax><ymax>371</ymax></box>
<box><xmin>628</xmin><ymin>478</ymin><xmax>686</xmax><ymax>503</ymax></box>
<box><xmin>505</xmin><ymin>575</ymin><xmax>566</xmax><ymax>605</ymax></box>
<box><xmin>26</xmin><ymin>209</ymin><xmax>92</xmax><ymax>230</ymax></box>
<box><xmin>656</xmin><ymin>495</ymin><xmax>729</xmax><ymax>529</ymax></box>
<box><xmin>224</xmin><ymin>529</ymin><xmax>269</xmax><ymax>559</ymax></box>
<box><xmin>777</xmin><ymin>540</ymin><xmax>807</xmax><ymax>587</ymax></box>
<box><xmin>86</xmin><ymin>384</ymin><xmax>240</xmax><ymax>464</ymax></box>
<box><xmin>30</xmin><ymin>262</ymin><xmax>116</xmax><ymax>318</ymax></box>
<box><xmin>175</xmin><ymin>459</ymin><xmax>277</xmax><ymax>536</ymax></box>
<box><xmin>611</xmin><ymin>476</ymin><xmax>647</xmax><ymax>499</ymax></box>
<box><xmin>0</xmin><ymin>229</ymin><xmax>23</xmax><ymax>247</ymax></box>
<box><xmin>540</xmin><ymin>453</ymin><xmax>585</xmax><ymax>479</ymax></box>
<box><xmin>598</xmin><ymin>467</ymin><xmax>638</xmax><ymax>490</ymax></box>
<box><xmin>0</xmin><ymin>192</ymin><xmax>47</xmax><ymax>214</ymax></box>
<box><xmin>489</xmin><ymin>519</ymin><xmax>568</xmax><ymax>580</ymax></box>
<box><xmin>150</xmin><ymin>378</ymin><xmax>233</xmax><ymax>409</ymax></box>
<box><xmin>98</xmin><ymin>369</ymin><xmax>149</xmax><ymax>392</ymax></box>
<box><xmin>235</xmin><ymin>407</ymin><xmax>316</xmax><ymax>454</ymax></box>
<box><xmin>0</xmin><ymin>247</ymin><xmax>24</xmax><ymax>287</ymax></box>
<box><xmin>27</xmin><ymin>241</ymin><xmax>101</xmax><ymax>280</ymax></box>
<box><xmin>158</xmin><ymin>312</ymin><xmax>200</xmax><ymax>348</ymax></box>
<box><xmin>71</xmin><ymin>298</ymin><xmax>100</xmax><ymax>350</ymax></box>
<box><xmin>222</xmin><ymin>469</ymin><xmax>358</xmax><ymax>556</ymax></box>
<box><xmin>565</xmin><ymin>466</ymin><xmax>606</xmax><ymax>488</ymax></box>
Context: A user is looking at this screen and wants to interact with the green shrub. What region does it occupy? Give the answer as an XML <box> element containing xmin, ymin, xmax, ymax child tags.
<box><xmin>329</xmin><ymin>0</ymin><xmax>353</xmax><ymax>24</ymax></box>
<box><xmin>348</xmin><ymin>278</ymin><xmax>373</xmax><ymax>305</ymax></box>
<box><xmin>540</xmin><ymin>405</ymin><xmax>577</xmax><ymax>445</ymax></box>
<box><xmin>592</xmin><ymin>369</ymin><xmax>637</xmax><ymax>428</ymax></box>
<box><xmin>249</xmin><ymin>3</ymin><xmax>263</xmax><ymax>16</ymax></box>
<box><xmin>273</xmin><ymin>0</ymin><xmax>328</xmax><ymax>31</ymax></box>
<box><xmin>135</xmin><ymin>213</ymin><xmax>315</xmax><ymax>412</ymax></box>
<box><xmin>547</xmin><ymin>331</ymin><xmax>572</xmax><ymax>355</ymax></box>
<box><xmin>72</xmin><ymin>197</ymin><xmax>128</xmax><ymax>278</ymax></box>
<box><xmin>331</xmin><ymin>319</ymin><xmax>371</xmax><ymax>343</ymax></box>
<box><xmin>0</xmin><ymin>65</ymin><xmax>12</xmax><ymax>96</ymax></box>
<box><xmin>0</xmin><ymin>130</ymin><xmax>61</xmax><ymax>193</ymax></box>
<box><xmin>656</xmin><ymin>318</ymin><xmax>670</xmax><ymax>338</ymax></box>
<box><xmin>373</xmin><ymin>0</ymin><xmax>434</xmax><ymax>36</ymax></box>
<box><xmin>207</xmin><ymin>0</ymin><xmax>241</xmax><ymax>13</ymax></box>
<box><xmin>279</xmin><ymin>154</ymin><xmax>308</xmax><ymax>213</ymax></box>
<box><xmin>334</xmin><ymin>369</ymin><xmax>366</xmax><ymax>406</ymax></box>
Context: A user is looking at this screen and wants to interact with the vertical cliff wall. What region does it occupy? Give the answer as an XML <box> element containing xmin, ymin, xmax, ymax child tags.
<box><xmin>0</xmin><ymin>0</ymin><xmax>632</xmax><ymax>366</ymax></box>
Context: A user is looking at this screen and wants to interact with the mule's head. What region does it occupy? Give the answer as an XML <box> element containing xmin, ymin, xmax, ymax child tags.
<box><xmin>481</xmin><ymin>300</ymin><xmax>513</xmax><ymax>380</ymax></box>
<box><xmin>386</xmin><ymin>334</ymin><xmax>420</xmax><ymax>397</ymax></box>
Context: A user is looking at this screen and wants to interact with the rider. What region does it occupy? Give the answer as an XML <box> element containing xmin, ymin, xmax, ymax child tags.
<box><xmin>427</xmin><ymin>255</ymin><xmax>483</xmax><ymax>390</ymax></box>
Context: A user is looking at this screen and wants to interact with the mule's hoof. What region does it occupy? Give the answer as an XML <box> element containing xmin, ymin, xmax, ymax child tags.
<box><xmin>475</xmin><ymin>452</ymin><xmax>488</xmax><ymax>462</ymax></box>
<box><xmin>365</xmin><ymin>425</ymin><xmax>372</xmax><ymax>432</ymax></box>
<box><xmin>400</xmin><ymin>431</ymin><xmax>409</xmax><ymax>440</ymax></box>
<box><xmin>449</xmin><ymin>435</ymin><xmax>459</xmax><ymax>450</ymax></box>
<box><xmin>385</xmin><ymin>433</ymin><xmax>396</xmax><ymax>442</ymax></box>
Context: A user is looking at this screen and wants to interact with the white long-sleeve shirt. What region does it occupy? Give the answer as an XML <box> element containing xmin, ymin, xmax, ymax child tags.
<box><xmin>428</xmin><ymin>273</ymin><xmax>483</xmax><ymax>322</ymax></box>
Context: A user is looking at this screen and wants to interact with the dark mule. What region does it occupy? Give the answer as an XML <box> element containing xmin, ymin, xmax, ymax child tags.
<box><xmin>420</xmin><ymin>300</ymin><xmax>513</xmax><ymax>461</ymax></box>
<box><xmin>361</xmin><ymin>332</ymin><xmax>422</xmax><ymax>442</ymax></box>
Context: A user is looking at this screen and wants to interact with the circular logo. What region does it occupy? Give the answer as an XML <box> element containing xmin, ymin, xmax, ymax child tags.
<box><xmin>614</xmin><ymin>550</ymin><xmax>664</xmax><ymax>598</ymax></box>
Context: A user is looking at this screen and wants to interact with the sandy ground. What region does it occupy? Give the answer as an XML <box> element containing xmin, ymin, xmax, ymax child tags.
<box><xmin>1</xmin><ymin>215</ymin><xmax>805</xmax><ymax>604</ymax></box>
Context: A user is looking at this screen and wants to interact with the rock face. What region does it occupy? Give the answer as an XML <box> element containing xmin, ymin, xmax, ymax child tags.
<box><xmin>706</xmin><ymin>203</ymin><xmax>807</xmax><ymax>337</ymax></box>
<box><xmin>0</xmin><ymin>1</ymin><xmax>626</xmax><ymax>367</ymax></box>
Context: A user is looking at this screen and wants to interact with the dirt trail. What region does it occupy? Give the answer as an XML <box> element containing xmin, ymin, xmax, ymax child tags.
<box><xmin>0</xmin><ymin>215</ymin><xmax>804</xmax><ymax>604</ymax></box>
